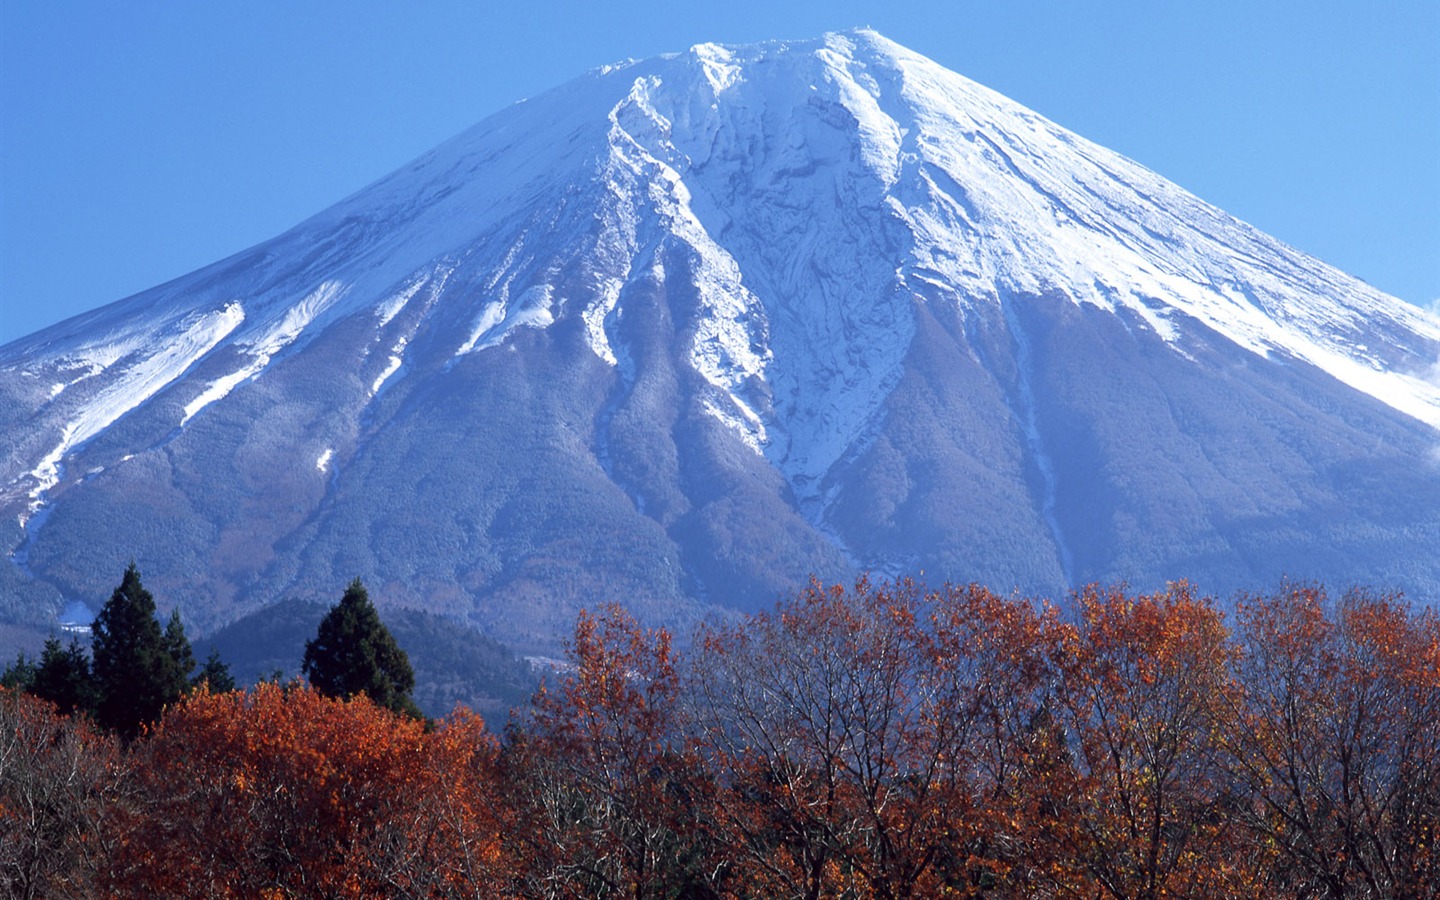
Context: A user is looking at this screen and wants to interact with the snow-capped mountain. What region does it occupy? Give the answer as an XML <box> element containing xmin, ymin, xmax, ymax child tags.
<box><xmin>3</xmin><ymin>30</ymin><xmax>1438</xmax><ymax>651</ymax></box>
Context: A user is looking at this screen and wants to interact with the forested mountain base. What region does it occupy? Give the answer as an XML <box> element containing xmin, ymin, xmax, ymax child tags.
<box><xmin>3</xmin><ymin>578</ymin><xmax>1437</xmax><ymax>898</ymax></box>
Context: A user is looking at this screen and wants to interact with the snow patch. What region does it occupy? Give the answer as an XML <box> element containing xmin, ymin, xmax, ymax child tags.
<box><xmin>182</xmin><ymin>369</ymin><xmax>249</xmax><ymax>424</ymax></box>
<box><xmin>375</xmin><ymin>278</ymin><xmax>427</xmax><ymax>328</ymax></box>
<box><xmin>248</xmin><ymin>280</ymin><xmax>346</xmax><ymax>356</ymax></box>
<box><xmin>606</xmin><ymin>77</ymin><xmax>773</xmax><ymax>453</ymax></box>
<box><xmin>20</xmin><ymin>301</ymin><xmax>245</xmax><ymax>517</ymax></box>
<box><xmin>841</xmin><ymin>31</ymin><xmax>1440</xmax><ymax>433</ymax></box>
<box><xmin>457</xmin><ymin>284</ymin><xmax>557</xmax><ymax>355</ymax></box>
<box><xmin>182</xmin><ymin>281</ymin><xmax>346</xmax><ymax>425</ymax></box>
<box><xmin>691</xmin><ymin>42</ymin><xmax>741</xmax><ymax>95</ymax></box>
<box><xmin>581</xmin><ymin>280</ymin><xmax>623</xmax><ymax>366</ymax></box>
<box><xmin>702</xmin><ymin>395</ymin><xmax>769</xmax><ymax>453</ymax></box>
<box><xmin>371</xmin><ymin>339</ymin><xmax>407</xmax><ymax>396</ymax></box>
<box><xmin>817</xmin><ymin>37</ymin><xmax>903</xmax><ymax>189</ymax></box>
<box><xmin>316</xmin><ymin>448</ymin><xmax>334</xmax><ymax>473</ymax></box>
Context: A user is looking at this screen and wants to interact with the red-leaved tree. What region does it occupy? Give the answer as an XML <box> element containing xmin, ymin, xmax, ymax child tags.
<box><xmin>112</xmin><ymin>683</ymin><xmax>515</xmax><ymax>898</ymax></box>
<box><xmin>1224</xmin><ymin>585</ymin><xmax>1440</xmax><ymax>897</ymax></box>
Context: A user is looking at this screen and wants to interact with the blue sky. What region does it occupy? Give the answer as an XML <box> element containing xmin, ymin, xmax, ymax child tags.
<box><xmin>2</xmin><ymin>1</ymin><xmax>1436</xmax><ymax>344</ymax></box>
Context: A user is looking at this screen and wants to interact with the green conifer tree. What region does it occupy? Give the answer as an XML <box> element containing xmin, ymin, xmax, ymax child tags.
<box><xmin>1</xmin><ymin>651</ymin><xmax>36</xmax><ymax>691</ymax></box>
<box><xmin>91</xmin><ymin>563</ymin><xmax>192</xmax><ymax>738</ymax></box>
<box><xmin>302</xmin><ymin>578</ymin><xmax>421</xmax><ymax>718</ymax></box>
<box><xmin>192</xmin><ymin>649</ymin><xmax>236</xmax><ymax>693</ymax></box>
<box><xmin>163</xmin><ymin>609</ymin><xmax>197</xmax><ymax>684</ymax></box>
<box><xmin>31</xmin><ymin>636</ymin><xmax>98</xmax><ymax>717</ymax></box>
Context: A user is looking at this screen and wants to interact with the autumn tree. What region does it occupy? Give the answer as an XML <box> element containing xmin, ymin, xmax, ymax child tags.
<box><xmin>687</xmin><ymin>578</ymin><xmax>1043</xmax><ymax>898</ymax></box>
<box><xmin>91</xmin><ymin>564</ymin><xmax>193</xmax><ymax>739</ymax></box>
<box><xmin>1223</xmin><ymin>585</ymin><xmax>1440</xmax><ymax>897</ymax></box>
<box><xmin>0</xmin><ymin>689</ymin><xmax>131</xmax><ymax>899</ymax></box>
<box><xmin>508</xmin><ymin>604</ymin><xmax>714</xmax><ymax>899</ymax></box>
<box><xmin>0</xmin><ymin>566</ymin><xmax>1418</xmax><ymax>896</ymax></box>
<box><xmin>691</xmin><ymin>577</ymin><xmax>909</xmax><ymax>898</ymax></box>
<box><xmin>302</xmin><ymin>578</ymin><xmax>421</xmax><ymax>719</ymax></box>
<box><xmin>115</xmin><ymin>683</ymin><xmax>517</xmax><ymax>898</ymax></box>
<box><xmin>926</xmin><ymin>581</ymin><xmax>1067</xmax><ymax>893</ymax></box>
<box><xmin>1029</xmin><ymin>583</ymin><xmax>1252</xmax><ymax>899</ymax></box>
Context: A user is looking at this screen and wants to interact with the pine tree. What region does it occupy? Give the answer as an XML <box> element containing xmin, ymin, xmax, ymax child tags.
<box><xmin>1</xmin><ymin>651</ymin><xmax>36</xmax><ymax>691</ymax></box>
<box><xmin>31</xmin><ymin>636</ymin><xmax>98</xmax><ymax>717</ymax></box>
<box><xmin>192</xmin><ymin>649</ymin><xmax>236</xmax><ymax>693</ymax></box>
<box><xmin>164</xmin><ymin>609</ymin><xmax>197</xmax><ymax>684</ymax></box>
<box><xmin>302</xmin><ymin>578</ymin><xmax>421</xmax><ymax>718</ymax></box>
<box><xmin>91</xmin><ymin>563</ymin><xmax>192</xmax><ymax>738</ymax></box>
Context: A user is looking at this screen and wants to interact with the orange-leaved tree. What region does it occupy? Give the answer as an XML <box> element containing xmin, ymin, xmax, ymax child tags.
<box><xmin>1224</xmin><ymin>585</ymin><xmax>1440</xmax><ymax>898</ymax></box>
<box><xmin>112</xmin><ymin>682</ymin><xmax>515</xmax><ymax>898</ymax></box>
<box><xmin>506</xmin><ymin>603</ymin><xmax>710</xmax><ymax>899</ymax></box>
<box><xmin>1037</xmin><ymin>583</ymin><xmax>1250</xmax><ymax>899</ymax></box>
<box><xmin>689</xmin><ymin>577</ymin><xmax>1039</xmax><ymax>899</ymax></box>
<box><xmin>689</xmin><ymin>577</ymin><xmax>923</xmax><ymax>899</ymax></box>
<box><xmin>926</xmin><ymin>581</ymin><xmax>1065</xmax><ymax>894</ymax></box>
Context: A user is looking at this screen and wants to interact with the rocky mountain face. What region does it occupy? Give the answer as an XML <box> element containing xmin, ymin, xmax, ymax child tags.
<box><xmin>3</xmin><ymin>30</ymin><xmax>1438</xmax><ymax>655</ymax></box>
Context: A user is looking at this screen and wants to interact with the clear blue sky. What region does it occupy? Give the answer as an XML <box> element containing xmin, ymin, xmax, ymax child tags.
<box><xmin>2</xmin><ymin>1</ymin><xmax>1437</xmax><ymax>345</ymax></box>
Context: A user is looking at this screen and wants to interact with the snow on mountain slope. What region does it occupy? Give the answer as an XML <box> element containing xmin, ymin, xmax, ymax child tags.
<box><xmin>655</xmin><ymin>31</ymin><xmax>1440</xmax><ymax>435</ymax></box>
<box><xmin>7</xmin><ymin>29</ymin><xmax>1436</xmax><ymax>505</ymax></box>
<box><xmin>181</xmin><ymin>281</ymin><xmax>348</xmax><ymax>425</ymax></box>
<box><xmin>16</xmin><ymin>302</ymin><xmax>246</xmax><ymax>520</ymax></box>
<box><xmin>1</xmin><ymin>29</ymin><xmax>1437</xmax><ymax>646</ymax></box>
<box><xmin>864</xmin><ymin>35</ymin><xmax>1440</xmax><ymax>424</ymax></box>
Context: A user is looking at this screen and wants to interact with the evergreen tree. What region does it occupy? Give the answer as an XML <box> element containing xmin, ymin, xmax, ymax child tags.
<box><xmin>31</xmin><ymin>636</ymin><xmax>98</xmax><ymax>717</ymax></box>
<box><xmin>302</xmin><ymin>578</ymin><xmax>421</xmax><ymax>718</ymax></box>
<box><xmin>164</xmin><ymin>609</ymin><xmax>197</xmax><ymax>684</ymax></box>
<box><xmin>91</xmin><ymin>563</ymin><xmax>192</xmax><ymax>739</ymax></box>
<box><xmin>192</xmin><ymin>649</ymin><xmax>236</xmax><ymax>693</ymax></box>
<box><xmin>1</xmin><ymin>651</ymin><xmax>36</xmax><ymax>691</ymax></box>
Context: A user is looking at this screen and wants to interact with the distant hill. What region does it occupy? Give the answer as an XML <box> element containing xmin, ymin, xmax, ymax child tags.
<box><xmin>195</xmin><ymin>599</ymin><xmax>538</xmax><ymax>721</ymax></box>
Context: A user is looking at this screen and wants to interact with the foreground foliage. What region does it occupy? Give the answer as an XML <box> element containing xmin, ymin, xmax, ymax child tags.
<box><xmin>113</xmin><ymin>684</ymin><xmax>512</xmax><ymax>897</ymax></box>
<box><xmin>1</xmin><ymin>580</ymin><xmax>1436</xmax><ymax>898</ymax></box>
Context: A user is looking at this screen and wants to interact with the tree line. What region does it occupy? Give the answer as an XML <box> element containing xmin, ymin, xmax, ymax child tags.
<box><xmin>2</xmin><ymin>565</ymin><xmax>419</xmax><ymax>740</ymax></box>
<box><xmin>2</xmin><ymin>576</ymin><xmax>1437</xmax><ymax>898</ymax></box>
